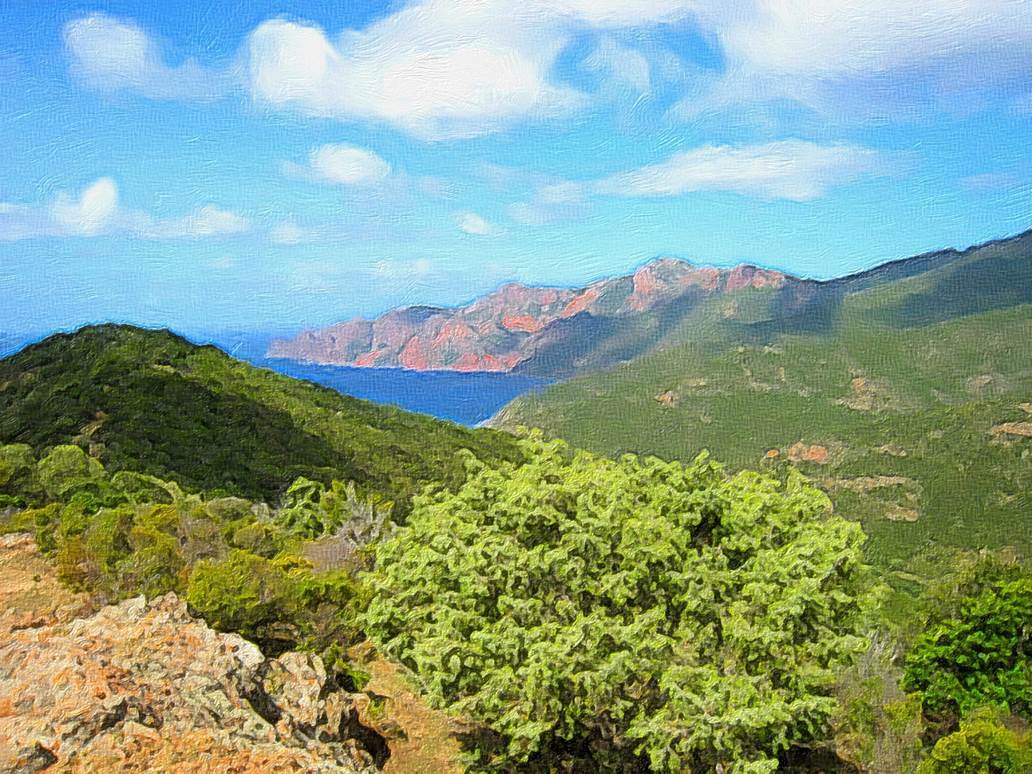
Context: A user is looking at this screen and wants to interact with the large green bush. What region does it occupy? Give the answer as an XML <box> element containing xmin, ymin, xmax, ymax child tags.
<box><xmin>365</xmin><ymin>436</ymin><xmax>870</xmax><ymax>772</ymax></box>
<box><xmin>903</xmin><ymin>578</ymin><xmax>1032</xmax><ymax>724</ymax></box>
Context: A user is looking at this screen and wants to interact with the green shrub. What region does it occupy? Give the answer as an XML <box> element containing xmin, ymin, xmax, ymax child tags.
<box><xmin>186</xmin><ymin>550</ymin><xmax>301</xmax><ymax>647</ymax></box>
<box><xmin>832</xmin><ymin>635</ymin><xmax>925</xmax><ymax>773</ymax></box>
<box><xmin>187</xmin><ymin>549</ymin><xmax>364</xmax><ymax>656</ymax></box>
<box><xmin>917</xmin><ymin>707</ymin><xmax>1032</xmax><ymax>773</ymax></box>
<box><xmin>0</xmin><ymin>443</ymin><xmax>40</xmax><ymax>504</ymax></box>
<box><xmin>110</xmin><ymin>470</ymin><xmax>180</xmax><ymax>504</ymax></box>
<box><xmin>37</xmin><ymin>445</ymin><xmax>109</xmax><ymax>500</ymax></box>
<box><xmin>365</xmin><ymin>436</ymin><xmax>870</xmax><ymax>772</ymax></box>
<box><xmin>903</xmin><ymin>579</ymin><xmax>1032</xmax><ymax>724</ymax></box>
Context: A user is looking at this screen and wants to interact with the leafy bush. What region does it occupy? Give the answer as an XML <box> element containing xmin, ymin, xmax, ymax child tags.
<box><xmin>903</xmin><ymin>578</ymin><xmax>1032</xmax><ymax>724</ymax></box>
<box><xmin>186</xmin><ymin>550</ymin><xmax>364</xmax><ymax>655</ymax></box>
<box><xmin>0</xmin><ymin>443</ymin><xmax>40</xmax><ymax>505</ymax></box>
<box><xmin>365</xmin><ymin>436</ymin><xmax>870</xmax><ymax>772</ymax></box>
<box><xmin>37</xmin><ymin>445</ymin><xmax>111</xmax><ymax>501</ymax></box>
<box><xmin>917</xmin><ymin>707</ymin><xmax>1032</xmax><ymax>773</ymax></box>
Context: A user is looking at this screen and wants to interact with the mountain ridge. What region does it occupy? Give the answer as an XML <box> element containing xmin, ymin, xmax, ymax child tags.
<box><xmin>267</xmin><ymin>230</ymin><xmax>1031</xmax><ymax>376</ymax></box>
<box><xmin>266</xmin><ymin>258</ymin><xmax>793</xmax><ymax>373</ymax></box>
<box><xmin>493</xmin><ymin>229</ymin><xmax>1032</xmax><ymax>574</ymax></box>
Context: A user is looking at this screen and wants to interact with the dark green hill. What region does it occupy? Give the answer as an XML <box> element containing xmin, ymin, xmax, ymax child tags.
<box><xmin>496</xmin><ymin>232</ymin><xmax>1032</xmax><ymax>580</ymax></box>
<box><xmin>0</xmin><ymin>325</ymin><xmax>521</xmax><ymax>508</ymax></box>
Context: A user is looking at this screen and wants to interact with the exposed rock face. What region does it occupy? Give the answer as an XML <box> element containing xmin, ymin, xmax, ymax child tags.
<box><xmin>0</xmin><ymin>534</ymin><xmax>379</xmax><ymax>773</ymax></box>
<box><xmin>787</xmin><ymin>442</ymin><xmax>830</xmax><ymax>464</ymax></box>
<box><xmin>268</xmin><ymin>257</ymin><xmax>795</xmax><ymax>373</ymax></box>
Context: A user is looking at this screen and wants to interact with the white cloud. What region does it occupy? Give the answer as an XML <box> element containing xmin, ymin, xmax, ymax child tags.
<box><xmin>50</xmin><ymin>177</ymin><xmax>119</xmax><ymax>235</ymax></box>
<box><xmin>0</xmin><ymin>202</ymin><xmax>47</xmax><ymax>242</ymax></box>
<box><xmin>137</xmin><ymin>205</ymin><xmax>250</xmax><ymax>239</ymax></box>
<box><xmin>0</xmin><ymin>178</ymin><xmax>249</xmax><ymax>241</ymax></box>
<box><xmin>373</xmin><ymin>258</ymin><xmax>434</xmax><ymax>278</ymax></box>
<box><xmin>595</xmin><ymin>140</ymin><xmax>886</xmax><ymax>202</ymax></box>
<box><xmin>65</xmin><ymin>13</ymin><xmax>235</xmax><ymax>100</ymax></box>
<box><xmin>583</xmin><ymin>38</ymin><xmax>651</xmax><ymax>93</ymax></box>
<box><xmin>673</xmin><ymin>0</ymin><xmax>1032</xmax><ymax>120</ymax></box>
<box><xmin>548</xmin><ymin>0</ymin><xmax>699</xmax><ymax>27</ymax></box>
<box><xmin>959</xmin><ymin>172</ymin><xmax>1021</xmax><ymax>192</ymax></box>
<box><xmin>243</xmin><ymin>0</ymin><xmax>714</xmax><ymax>139</ymax></box>
<box><xmin>306</xmin><ymin>143</ymin><xmax>391</xmax><ymax>185</ymax></box>
<box><xmin>65</xmin><ymin>2</ymin><xmax>1032</xmax><ymax>140</ymax></box>
<box><xmin>718</xmin><ymin>0</ymin><xmax>1032</xmax><ymax>80</ymax></box>
<box><xmin>247</xmin><ymin>8</ymin><xmax>584</xmax><ymax>140</ymax></box>
<box><xmin>508</xmin><ymin>181</ymin><xmax>589</xmax><ymax>225</ymax></box>
<box><xmin>209</xmin><ymin>255</ymin><xmax>237</xmax><ymax>270</ymax></box>
<box><xmin>457</xmin><ymin>212</ymin><xmax>499</xmax><ymax>235</ymax></box>
<box><xmin>270</xmin><ymin>219</ymin><xmax>306</xmax><ymax>245</ymax></box>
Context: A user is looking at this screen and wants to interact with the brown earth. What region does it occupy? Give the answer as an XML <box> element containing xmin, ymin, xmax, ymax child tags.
<box><xmin>990</xmin><ymin>421</ymin><xmax>1032</xmax><ymax>438</ymax></box>
<box><xmin>350</xmin><ymin>643</ymin><xmax>467</xmax><ymax>774</ymax></box>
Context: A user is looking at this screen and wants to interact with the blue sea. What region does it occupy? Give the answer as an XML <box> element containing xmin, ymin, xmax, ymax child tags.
<box><xmin>209</xmin><ymin>331</ymin><xmax>550</xmax><ymax>425</ymax></box>
<box><xmin>255</xmin><ymin>359</ymin><xmax>549</xmax><ymax>426</ymax></box>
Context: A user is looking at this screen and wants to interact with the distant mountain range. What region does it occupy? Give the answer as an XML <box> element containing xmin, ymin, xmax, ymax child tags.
<box><xmin>267</xmin><ymin>260</ymin><xmax>790</xmax><ymax>375</ymax></box>
<box><xmin>268</xmin><ymin>230</ymin><xmax>1032</xmax><ymax>378</ymax></box>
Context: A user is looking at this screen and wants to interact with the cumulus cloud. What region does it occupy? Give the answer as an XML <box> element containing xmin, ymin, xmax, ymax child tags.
<box><xmin>242</xmin><ymin>0</ymin><xmax>712</xmax><ymax>138</ymax></box>
<box><xmin>65</xmin><ymin>13</ymin><xmax>236</xmax><ymax>100</ymax></box>
<box><xmin>717</xmin><ymin>0</ymin><xmax>1032</xmax><ymax>80</ymax></box>
<box><xmin>136</xmin><ymin>205</ymin><xmax>250</xmax><ymax>239</ymax></box>
<box><xmin>305</xmin><ymin>143</ymin><xmax>391</xmax><ymax>185</ymax></box>
<box><xmin>673</xmin><ymin>0</ymin><xmax>1032</xmax><ymax>120</ymax></box>
<box><xmin>595</xmin><ymin>140</ymin><xmax>887</xmax><ymax>202</ymax></box>
<box><xmin>66</xmin><ymin>3</ymin><xmax>1032</xmax><ymax>138</ymax></box>
<box><xmin>456</xmin><ymin>212</ymin><xmax>499</xmax><ymax>236</ymax></box>
<box><xmin>583</xmin><ymin>38</ymin><xmax>651</xmax><ymax>94</ymax></box>
<box><xmin>247</xmin><ymin>9</ymin><xmax>583</xmax><ymax>140</ymax></box>
<box><xmin>50</xmin><ymin>177</ymin><xmax>119</xmax><ymax>235</ymax></box>
<box><xmin>0</xmin><ymin>178</ymin><xmax>249</xmax><ymax>241</ymax></box>
<box><xmin>373</xmin><ymin>258</ymin><xmax>433</xmax><ymax>278</ymax></box>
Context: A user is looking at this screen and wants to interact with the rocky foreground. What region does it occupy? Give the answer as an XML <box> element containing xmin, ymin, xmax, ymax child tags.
<box><xmin>0</xmin><ymin>533</ymin><xmax>383</xmax><ymax>773</ymax></box>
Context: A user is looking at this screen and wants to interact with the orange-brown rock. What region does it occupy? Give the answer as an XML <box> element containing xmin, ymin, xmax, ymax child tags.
<box><xmin>655</xmin><ymin>390</ymin><xmax>678</xmax><ymax>407</ymax></box>
<box><xmin>267</xmin><ymin>258</ymin><xmax>801</xmax><ymax>373</ymax></box>
<box><xmin>0</xmin><ymin>534</ymin><xmax>377</xmax><ymax>774</ymax></box>
<box><xmin>787</xmin><ymin>442</ymin><xmax>830</xmax><ymax>464</ymax></box>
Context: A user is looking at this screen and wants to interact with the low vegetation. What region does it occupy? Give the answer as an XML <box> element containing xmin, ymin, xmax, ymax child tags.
<box><xmin>0</xmin><ymin>324</ymin><xmax>522</xmax><ymax>512</ymax></box>
<box><xmin>1</xmin><ymin>323</ymin><xmax>1028</xmax><ymax>772</ymax></box>
<box><xmin>0</xmin><ymin>442</ymin><xmax>374</xmax><ymax>670</ymax></box>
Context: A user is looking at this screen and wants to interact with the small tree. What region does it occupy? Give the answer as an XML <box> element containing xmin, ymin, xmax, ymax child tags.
<box><xmin>365</xmin><ymin>436</ymin><xmax>870</xmax><ymax>772</ymax></box>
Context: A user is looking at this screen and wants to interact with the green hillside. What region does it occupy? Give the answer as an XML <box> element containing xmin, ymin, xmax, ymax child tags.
<box><xmin>0</xmin><ymin>325</ymin><xmax>522</xmax><ymax>508</ymax></box>
<box><xmin>496</xmin><ymin>235</ymin><xmax>1032</xmax><ymax>579</ymax></box>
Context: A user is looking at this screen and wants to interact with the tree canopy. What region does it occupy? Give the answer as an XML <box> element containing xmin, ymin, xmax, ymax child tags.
<box><xmin>365</xmin><ymin>435</ymin><xmax>871</xmax><ymax>772</ymax></box>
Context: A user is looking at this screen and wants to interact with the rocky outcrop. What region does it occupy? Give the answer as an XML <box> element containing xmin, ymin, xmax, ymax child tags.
<box><xmin>0</xmin><ymin>534</ymin><xmax>381</xmax><ymax>773</ymax></box>
<box><xmin>268</xmin><ymin>257</ymin><xmax>796</xmax><ymax>373</ymax></box>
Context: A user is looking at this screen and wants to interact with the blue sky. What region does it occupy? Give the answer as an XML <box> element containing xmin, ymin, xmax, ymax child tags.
<box><xmin>1</xmin><ymin>0</ymin><xmax>1030</xmax><ymax>335</ymax></box>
